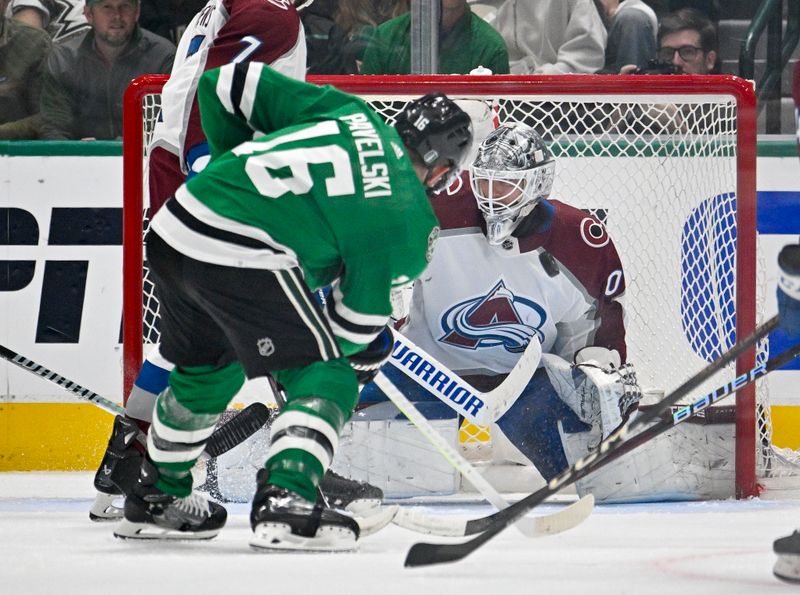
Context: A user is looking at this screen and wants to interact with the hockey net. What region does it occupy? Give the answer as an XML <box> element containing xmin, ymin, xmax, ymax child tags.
<box><xmin>122</xmin><ymin>74</ymin><xmax>796</xmax><ymax>499</ymax></box>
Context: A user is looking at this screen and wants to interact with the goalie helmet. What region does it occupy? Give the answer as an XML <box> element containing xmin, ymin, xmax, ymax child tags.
<box><xmin>395</xmin><ymin>92</ymin><xmax>473</xmax><ymax>196</ymax></box>
<box><xmin>470</xmin><ymin>123</ymin><xmax>555</xmax><ymax>245</ymax></box>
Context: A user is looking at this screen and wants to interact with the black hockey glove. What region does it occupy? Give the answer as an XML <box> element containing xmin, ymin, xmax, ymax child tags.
<box><xmin>349</xmin><ymin>327</ymin><xmax>394</xmax><ymax>385</ymax></box>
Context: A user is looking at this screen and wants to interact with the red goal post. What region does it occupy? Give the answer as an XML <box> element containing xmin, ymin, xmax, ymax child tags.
<box><xmin>122</xmin><ymin>74</ymin><xmax>759</xmax><ymax>497</ymax></box>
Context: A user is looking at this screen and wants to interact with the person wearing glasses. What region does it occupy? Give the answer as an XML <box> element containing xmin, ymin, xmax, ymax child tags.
<box><xmin>654</xmin><ymin>7</ymin><xmax>717</xmax><ymax>75</ymax></box>
<box><xmin>606</xmin><ymin>8</ymin><xmax>718</xmax><ymax>134</ymax></box>
<box><xmin>618</xmin><ymin>7</ymin><xmax>717</xmax><ymax>75</ymax></box>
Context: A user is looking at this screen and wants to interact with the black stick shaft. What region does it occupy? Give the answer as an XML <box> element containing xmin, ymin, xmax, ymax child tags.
<box><xmin>632</xmin><ymin>315</ymin><xmax>777</xmax><ymax>429</ymax></box>
<box><xmin>0</xmin><ymin>344</ymin><xmax>124</xmax><ymax>415</ymax></box>
<box><xmin>406</xmin><ymin>335</ymin><xmax>800</xmax><ymax>567</ymax></box>
<box><xmin>0</xmin><ymin>344</ymin><xmax>271</xmax><ymax>458</ymax></box>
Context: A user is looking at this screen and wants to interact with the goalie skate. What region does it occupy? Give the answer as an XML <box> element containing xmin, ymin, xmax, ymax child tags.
<box><xmin>774</xmin><ymin>531</ymin><xmax>800</xmax><ymax>584</ymax></box>
<box><xmin>114</xmin><ymin>458</ymin><xmax>227</xmax><ymax>541</ymax></box>
<box><xmin>90</xmin><ymin>415</ymin><xmax>144</xmax><ymax>521</ymax></box>
<box><xmin>250</xmin><ymin>472</ymin><xmax>359</xmax><ymax>553</ymax></box>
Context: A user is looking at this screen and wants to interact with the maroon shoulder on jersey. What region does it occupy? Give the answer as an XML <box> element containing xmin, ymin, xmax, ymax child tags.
<box><xmin>519</xmin><ymin>199</ymin><xmax>627</xmax><ymax>360</ymax></box>
<box><xmin>213</xmin><ymin>0</ymin><xmax>301</xmax><ymax>69</ymax></box>
<box><xmin>428</xmin><ymin>172</ymin><xmax>484</xmax><ymax>230</ymax></box>
<box><xmin>182</xmin><ymin>0</ymin><xmax>302</xmax><ymax>166</ymax></box>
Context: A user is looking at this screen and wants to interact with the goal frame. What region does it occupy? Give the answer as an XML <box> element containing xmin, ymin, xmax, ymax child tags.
<box><xmin>121</xmin><ymin>73</ymin><xmax>758</xmax><ymax>497</ymax></box>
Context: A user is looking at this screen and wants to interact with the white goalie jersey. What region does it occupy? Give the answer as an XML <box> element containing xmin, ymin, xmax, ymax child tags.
<box><xmin>401</xmin><ymin>172</ymin><xmax>628</xmax><ymax>379</ymax></box>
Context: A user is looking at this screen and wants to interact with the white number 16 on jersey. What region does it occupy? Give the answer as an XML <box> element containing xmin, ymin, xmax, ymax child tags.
<box><xmin>233</xmin><ymin>120</ymin><xmax>355</xmax><ymax>198</ymax></box>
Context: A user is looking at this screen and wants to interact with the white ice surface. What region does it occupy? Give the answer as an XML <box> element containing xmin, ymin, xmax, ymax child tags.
<box><xmin>1</xmin><ymin>472</ymin><xmax>799</xmax><ymax>595</ymax></box>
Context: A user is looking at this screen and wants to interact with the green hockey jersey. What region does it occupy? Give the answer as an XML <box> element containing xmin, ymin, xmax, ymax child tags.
<box><xmin>150</xmin><ymin>62</ymin><xmax>439</xmax><ymax>355</ymax></box>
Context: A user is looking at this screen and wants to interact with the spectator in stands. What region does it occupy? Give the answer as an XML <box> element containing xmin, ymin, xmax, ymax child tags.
<box><xmin>299</xmin><ymin>0</ymin><xmax>354</xmax><ymax>74</ymax></box>
<box><xmin>9</xmin><ymin>0</ymin><xmax>89</xmax><ymax>41</ymax></box>
<box><xmin>598</xmin><ymin>0</ymin><xmax>658</xmax><ymax>73</ymax></box>
<box><xmin>360</xmin><ymin>0</ymin><xmax>508</xmax><ymax>75</ymax></box>
<box><xmin>654</xmin><ymin>7</ymin><xmax>717</xmax><ymax>74</ymax></box>
<box><xmin>492</xmin><ymin>0</ymin><xmax>606</xmax><ymax>74</ymax></box>
<box><xmin>300</xmin><ymin>0</ymin><xmax>408</xmax><ymax>74</ymax></box>
<box><xmin>39</xmin><ymin>0</ymin><xmax>175</xmax><ymax>140</ymax></box>
<box><xmin>608</xmin><ymin>8</ymin><xmax>718</xmax><ymax>134</ymax></box>
<box><xmin>0</xmin><ymin>0</ymin><xmax>51</xmax><ymax>139</ymax></box>
<box><xmin>138</xmin><ymin>0</ymin><xmax>207</xmax><ymax>44</ymax></box>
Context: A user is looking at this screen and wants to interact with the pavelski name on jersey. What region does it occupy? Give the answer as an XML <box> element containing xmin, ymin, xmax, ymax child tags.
<box><xmin>339</xmin><ymin>113</ymin><xmax>392</xmax><ymax>198</ymax></box>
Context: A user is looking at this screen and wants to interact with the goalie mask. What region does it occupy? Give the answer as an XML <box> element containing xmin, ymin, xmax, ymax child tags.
<box><xmin>395</xmin><ymin>93</ymin><xmax>473</xmax><ymax>196</ymax></box>
<box><xmin>470</xmin><ymin>123</ymin><xmax>555</xmax><ymax>245</ymax></box>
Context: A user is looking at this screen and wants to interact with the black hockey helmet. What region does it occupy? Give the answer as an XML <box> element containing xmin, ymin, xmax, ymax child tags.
<box><xmin>395</xmin><ymin>92</ymin><xmax>473</xmax><ymax>195</ymax></box>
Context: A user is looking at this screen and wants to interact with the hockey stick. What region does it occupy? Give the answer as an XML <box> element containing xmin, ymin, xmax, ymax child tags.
<box><xmin>374</xmin><ymin>371</ymin><xmax>594</xmax><ymax>538</ymax></box>
<box><xmin>387</xmin><ymin>330</ymin><xmax>542</xmax><ymax>426</ymax></box>
<box><xmin>404</xmin><ymin>317</ymin><xmax>790</xmax><ymax>567</ymax></box>
<box><xmin>0</xmin><ymin>344</ymin><xmax>270</xmax><ymax>458</ymax></box>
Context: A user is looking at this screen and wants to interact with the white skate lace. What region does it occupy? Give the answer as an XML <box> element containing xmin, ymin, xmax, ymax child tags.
<box><xmin>174</xmin><ymin>493</ymin><xmax>211</xmax><ymax>518</ymax></box>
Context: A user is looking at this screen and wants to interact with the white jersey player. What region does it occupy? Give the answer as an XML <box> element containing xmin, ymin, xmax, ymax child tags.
<box><xmin>771</xmin><ymin>180</ymin><xmax>800</xmax><ymax>584</ymax></box>
<box><xmin>361</xmin><ymin>123</ymin><xmax>641</xmax><ymax>488</ymax></box>
<box><xmin>90</xmin><ymin>0</ymin><xmax>307</xmax><ymax>522</ymax></box>
<box><xmin>771</xmin><ymin>64</ymin><xmax>800</xmax><ymax>585</ymax></box>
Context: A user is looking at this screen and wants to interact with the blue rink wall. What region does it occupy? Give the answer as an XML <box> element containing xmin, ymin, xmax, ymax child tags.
<box><xmin>0</xmin><ymin>140</ymin><xmax>799</xmax><ymax>471</ymax></box>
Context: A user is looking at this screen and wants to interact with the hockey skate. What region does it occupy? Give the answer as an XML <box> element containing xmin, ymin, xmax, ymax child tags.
<box><xmin>89</xmin><ymin>415</ymin><xmax>145</xmax><ymax>522</ymax></box>
<box><xmin>319</xmin><ymin>469</ymin><xmax>383</xmax><ymax>514</ymax></box>
<box><xmin>250</xmin><ymin>470</ymin><xmax>360</xmax><ymax>552</ymax></box>
<box><xmin>774</xmin><ymin>530</ymin><xmax>800</xmax><ymax>584</ymax></box>
<box><xmin>114</xmin><ymin>457</ymin><xmax>227</xmax><ymax>541</ymax></box>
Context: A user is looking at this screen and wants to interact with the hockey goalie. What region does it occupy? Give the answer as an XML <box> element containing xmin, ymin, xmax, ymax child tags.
<box><xmin>346</xmin><ymin>115</ymin><xmax>739</xmax><ymax>503</ymax></box>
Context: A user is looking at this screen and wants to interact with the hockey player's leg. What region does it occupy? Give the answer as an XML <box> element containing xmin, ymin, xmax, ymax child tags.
<box><xmin>90</xmin><ymin>415</ymin><xmax>146</xmax><ymax>521</ymax></box>
<box><xmin>494</xmin><ymin>369</ymin><xmax>591</xmax><ymax>481</ymax></box>
<box><xmin>114</xmin><ymin>362</ymin><xmax>242</xmax><ymax>541</ymax></box>
<box><xmin>90</xmin><ymin>346</ymin><xmax>173</xmax><ymax>521</ymax></box>
<box><xmin>250</xmin><ymin>359</ymin><xmax>361</xmax><ymax>552</ymax></box>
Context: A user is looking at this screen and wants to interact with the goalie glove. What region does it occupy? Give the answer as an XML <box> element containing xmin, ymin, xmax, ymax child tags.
<box><xmin>349</xmin><ymin>327</ymin><xmax>394</xmax><ymax>385</ymax></box>
<box><xmin>543</xmin><ymin>348</ymin><xmax>642</xmax><ymax>443</ymax></box>
<box><xmin>575</xmin><ymin>360</ymin><xmax>642</xmax><ymax>439</ymax></box>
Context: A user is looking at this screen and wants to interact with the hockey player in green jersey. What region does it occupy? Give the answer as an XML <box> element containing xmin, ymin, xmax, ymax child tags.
<box><xmin>113</xmin><ymin>62</ymin><xmax>473</xmax><ymax>551</ymax></box>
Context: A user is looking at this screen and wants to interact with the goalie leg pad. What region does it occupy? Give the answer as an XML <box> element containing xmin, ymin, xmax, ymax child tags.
<box><xmin>559</xmin><ymin>412</ymin><xmax>740</xmax><ymax>502</ymax></box>
<box><xmin>331</xmin><ymin>401</ymin><xmax>460</xmax><ymax>498</ymax></box>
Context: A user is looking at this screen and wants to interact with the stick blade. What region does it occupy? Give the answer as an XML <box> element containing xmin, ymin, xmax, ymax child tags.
<box><xmin>405</xmin><ymin>536</ymin><xmax>486</xmax><ymax>567</ymax></box>
<box><xmin>531</xmin><ymin>493</ymin><xmax>594</xmax><ymax>536</ymax></box>
<box><xmin>204</xmin><ymin>402</ymin><xmax>271</xmax><ymax>458</ymax></box>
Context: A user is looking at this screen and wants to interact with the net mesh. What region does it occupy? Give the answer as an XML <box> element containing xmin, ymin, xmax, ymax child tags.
<box><xmin>132</xmin><ymin>86</ymin><xmax>796</xmax><ymax>492</ymax></box>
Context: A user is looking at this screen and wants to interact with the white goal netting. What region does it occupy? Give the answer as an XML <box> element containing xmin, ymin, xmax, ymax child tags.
<box><xmin>123</xmin><ymin>74</ymin><xmax>800</xmax><ymax>499</ymax></box>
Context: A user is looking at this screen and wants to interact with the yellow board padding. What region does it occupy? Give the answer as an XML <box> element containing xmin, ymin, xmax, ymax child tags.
<box><xmin>771</xmin><ymin>405</ymin><xmax>800</xmax><ymax>450</ymax></box>
<box><xmin>1</xmin><ymin>402</ymin><xmax>797</xmax><ymax>470</ymax></box>
<box><xmin>0</xmin><ymin>403</ymin><xmax>114</xmax><ymax>471</ymax></box>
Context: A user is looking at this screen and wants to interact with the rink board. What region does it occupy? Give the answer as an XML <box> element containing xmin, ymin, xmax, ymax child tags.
<box><xmin>0</xmin><ymin>141</ymin><xmax>799</xmax><ymax>470</ymax></box>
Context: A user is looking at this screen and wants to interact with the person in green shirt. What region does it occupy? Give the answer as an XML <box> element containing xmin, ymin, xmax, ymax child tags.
<box><xmin>360</xmin><ymin>0</ymin><xmax>509</xmax><ymax>75</ymax></box>
<box><xmin>112</xmin><ymin>62</ymin><xmax>473</xmax><ymax>552</ymax></box>
<box><xmin>0</xmin><ymin>0</ymin><xmax>51</xmax><ymax>139</ymax></box>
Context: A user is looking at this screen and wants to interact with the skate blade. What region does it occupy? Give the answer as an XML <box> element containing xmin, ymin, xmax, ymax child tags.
<box><xmin>353</xmin><ymin>504</ymin><xmax>398</xmax><ymax>538</ymax></box>
<box><xmin>774</xmin><ymin>554</ymin><xmax>800</xmax><ymax>584</ymax></box>
<box><xmin>249</xmin><ymin>522</ymin><xmax>358</xmax><ymax>553</ymax></box>
<box><xmin>89</xmin><ymin>492</ymin><xmax>124</xmax><ymax>522</ymax></box>
<box><xmin>113</xmin><ymin>519</ymin><xmax>220</xmax><ymax>541</ymax></box>
<box><xmin>344</xmin><ymin>498</ymin><xmax>383</xmax><ymax>515</ymax></box>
